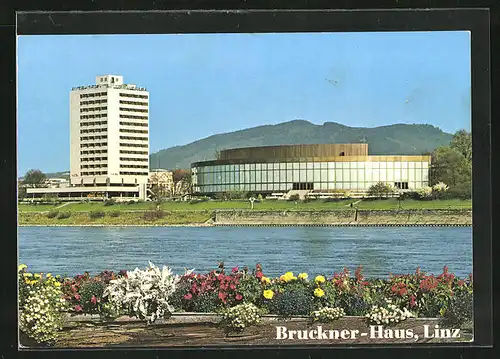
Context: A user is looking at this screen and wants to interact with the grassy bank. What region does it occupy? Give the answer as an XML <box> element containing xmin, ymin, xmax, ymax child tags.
<box><xmin>18</xmin><ymin>198</ymin><xmax>472</xmax><ymax>213</ymax></box>
<box><xmin>18</xmin><ymin>210</ymin><xmax>213</xmax><ymax>226</ymax></box>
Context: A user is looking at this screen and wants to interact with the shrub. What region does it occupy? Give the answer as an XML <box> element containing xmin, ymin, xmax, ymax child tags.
<box><xmin>103</xmin><ymin>199</ymin><xmax>115</xmax><ymax>206</ymax></box>
<box><xmin>235</xmin><ymin>272</ymin><xmax>262</xmax><ymax>305</ymax></box>
<box><xmin>416</xmin><ymin>186</ymin><xmax>433</xmax><ymax>199</ymax></box>
<box><xmin>288</xmin><ymin>194</ymin><xmax>300</xmax><ymax>202</ymax></box>
<box><xmin>18</xmin><ymin>265</ymin><xmax>67</xmax><ymax>345</ymax></box>
<box><xmin>46</xmin><ymin>210</ymin><xmax>59</xmax><ymax>219</ymax></box>
<box><xmin>443</xmin><ymin>291</ymin><xmax>473</xmax><ymax>326</ymax></box>
<box><xmin>142</xmin><ymin>209</ymin><xmax>166</xmax><ymax>221</ymax></box>
<box><xmin>104</xmin><ymin>262</ymin><xmax>180</xmax><ymax>323</ymax></box>
<box><xmin>192</xmin><ymin>292</ymin><xmax>221</xmax><ymax>313</ymax></box>
<box><xmin>368</xmin><ymin>182</ymin><xmax>394</xmax><ymax>198</ymax></box>
<box><xmin>89</xmin><ymin>211</ymin><xmax>105</xmax><ymax>219</ymax></box>
<box><xmin>220</xmin><ymin>303</ymin><xmax>261</xmax><ymax>332</ymax></box>
<box><xmin>109</xmin><ymin>211</ymin><xmax>120</xmax><ymax>217</ymax></box>
<box><xmin>78</xmin><ymin>280</ymin><xmax>107</xmax><ymax>314</ymax></box>
<box><xmin>268</xmin><ymin>287</ymin><xmax>315</xmax><ymax>317</ymax></box>
<box><xmin>56</xmin><ymin>211</ymin><xmax>71</xmax><ymax>219</ymax></box>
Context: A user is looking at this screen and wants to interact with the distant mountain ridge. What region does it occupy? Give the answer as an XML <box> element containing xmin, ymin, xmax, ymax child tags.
<box><xmin>149</xmin><ymin>120</ymin><xmax>453</xmax><ymax>169</ymax></box>
<box><xmin>27</xmin><ymin>120</ymin><xmax>454</xmax><ymax>177</ymax></box>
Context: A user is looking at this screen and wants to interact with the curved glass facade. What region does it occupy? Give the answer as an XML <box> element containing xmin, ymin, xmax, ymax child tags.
<box><xmin>191</xmin><ymin>158</ymin><xmax>430</xmax><ymax>194</ymax></box>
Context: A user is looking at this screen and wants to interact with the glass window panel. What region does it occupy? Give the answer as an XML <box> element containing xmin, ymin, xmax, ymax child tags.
<box><xmin>422</xmin><ymin>162</ymin><xmax>429</xmax><ymax>169</ymax></box>
<box><xmin>320</xmin><ymin>162</ymin><xmax>328</xmax><ymax>169</ymax></box>
<box><xmin>380</xmin><ymin>162</ymin><xmax>386</xmax><ymax>169</ymax></box>
<box><xmin>327</xmin><ymin>182</ymin><xmax>335</xmax><ymax>190</ymax></box>
<box><xmin>393</xmin><ymin>170</ymin><xmax>401</xmax><ymax>182</ymax></box>
<box><xmin>279</xmin><ymin>170</ymin><xmax>286</xmax><ymax>182</ymax></box>
<box><xmin>244</xmin><ymin>164</ymin><xmax>250</xmax><ymax>170</ymax></box>
<box><xmin>386</xmin><ymin>161</ymin><xmax>393</xmax><ymax>169</ymax></box>
<box><xmin>408</xmin><ymin>162</ymin><xmax>415</xmax><ymax>169</ymax></box>
<box><xmin>341</xmin><ymin>162</ymin><xmax>349</xmax><ymax>169</ymax></box>
<box><xmin>409</xmin><ymin>169</ymin><xmax>416</xmax><ymax>181</ymax></box>
<box><xmin>321</xmin><ymin>169</ymin><xmax>328</xmax><ymax>182</ymax></box>
<box><xmin>357</xmin><ymin>162</ymin><xmax>365</xmax><ymax>169</ymax></box>
<box><xmin>261</xmin><ymin>171</ymin><xmax>267</xmax><ymax>182</ymax></box>
<box><xmin>279</xmin><ymin>183</ymin><xmax>287</xmax><ymax>191</ymax></box>
<box><xmin>273</xmin><ymin>170</ymin><xmax>279</xmax><ymax>182</ymax></box>
<box><xmin>380</xmin><ymin>170</ymin><xmax>387</xmax><ymax>181</ymax></box>
<box><xmin>299</xmin><ymin>170</ymin><xmax>307</xmax><ymax>182</ymax></box>
<box><xmin>343</xmin><ymin>169</ymin><xmax>350</xmax><ymax>182</ymax></box>
<box><xmin>401</xmin><ymin>169</ymin><xmax>408</xmax><ymax>181</ymax></box>
<box><xmin>365</xmin><ymin>169</ymin><xmax>372</xmax><ymax>182</ymax></box>
<box><xmin>415</xmin><ymin>170</ymin><xmax>422</xmax><ymax>181</ymax></box>
<box><xmin>267</xmin><ymin>171</ymin><xmax>274</xmax><ymax>183</ymax></box>
<box><xmin>250</xmin><ymin>171</ymin><xmax>256</xmax><ymax>183</ymax></box>
<box><xmin>234</xmin><ymin>171</ymin><xmax>240</xmax><ymax>183</ymax></box>
<box><xmin>335</xmin><ymin>169</ymin><xmax>342</xmax><ymax>182</ymax></box>
<box><xmin>250</xmin><ymin>163</ymin><xmax>256</xmax><ymax>170</ymax></box>
<box><xmin>292</xmin><ymin>163</ymin><xmax>299</xmax><ymax>170</ymax></box>
<box><xmin>408</xmin><ymin>182</ymin><xmax>416</xmax><ymax>190</ymax></box>
<box><xmin>318</xmin><ymin>182</ymin><xmax>328</xmax><ymax>190</ymax></box>
<box><xmin>350</xmin><ymin>162</ymin><xmax>358</xmax><ymax>169</ymax></box>
<box><xmin>394</xmin><ymin>162</ymin><xmax>401</xmax><ymax>169</ymax></box>
<box><xmin>273</xmin><ymin>184</ymin><xmax>280</xmax><ymax>190</ymax></box>
<box><xmin>350</xmin><ymin>169</ymin><xmax>357</xmax><ymax>182</ymax></box>
<box><xmin>307</xmin><ymin>162</ymin><xmax>314</xmax><ymax>169</ymax></box>
<box><xmin>414</xmin><ymin>162</ymin><xmax>421</xmax><ymax>169</ymax></box>
<box><xmin>244</xmin><ymin>171</ymin><xmax>250</xmax><ymax>183</ymax></box>
<box><xmin>306</xmin><ymin>169</ymin><xmax>313</xmax><ymax>180</ymax></box>
<box><xmin>357</xmin><ymin>169</ymin><xmax>365</xmax><ymax>182</ymax></box>
<box><xmin>255</xmin><ymin>163</ymin><xmax>261</xmax><ymax>170</ymax></box>
<box><xmin>249</xmin><ymin>184</ymin><xmax>255</xmax><ymax>191</ymax></box>
<box><xmin>372</xmin><ymin>171</ymin><xmax>380</xmax><ymax>182</ymax></box>
<box><xmin>255</xmin><ymin>171</ymin><xmax>261</xmax><ymax>182</ymax></box>
<box><xmin>313</xmin><ymin>162</ymin><xmax>321</xmax><ymax>169</ymax></box>
<box><xmin>423</xmin><ymin>172</ymin><xmax>429</xmax><ymax>181</ymax></box>
<box><xmin>299</xmin><ymin>163</ymin><xmax>307</xmax><ymax>169</ymax></box>
<box><xmin>314</xmin><ymin>170</ymin><xmax>321</xmax><ymax>182</ymax></box>
<box><xmin>386</xmin><ymin>170</ymin><xmax>394</xmax><ymax>182</ymax></box>
<box><xmin>401</xmin><ymin>162</ymin><xmax>408</xmax><ymax>169</ymax></box>
<box><xmin>371</xmin><ymin>162</ymin><xmax>380</xmax><ymax>169</ymax></box>
<box><xmin>328</xmin><ymin>162</ymin><xmax>335</xmax><ymax>169</ymax></box>
<box><xmin>292</xmin><ymin>170</ymin><xmax>299</xmax><ymax>182</ymax></box>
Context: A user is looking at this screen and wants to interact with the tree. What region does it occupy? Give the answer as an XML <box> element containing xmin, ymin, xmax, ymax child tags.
<box><xmin>367</xmin><ymin>182</ymin><xmax>394</xmax><ymax>199</ymax></box>
<box><xmin>172</xmin><ymin>169</ymin><xmax>191</xmax><ymax>184</ymax></box>
<box><xmin>429</xmin><ymin>146</ymin><xmax>471</xmax><ymax>187</ymax></box>
<box><xmin>450</xmin><ymin>130</ymin><xmax>472</xmax><ymax>164</ymax></box>
<box><xmin>22</xmin><ymin>169</ymin><xmax>47</xmax><ymax>188</ymax></box>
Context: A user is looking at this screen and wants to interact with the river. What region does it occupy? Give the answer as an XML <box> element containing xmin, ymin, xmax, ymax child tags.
<box><xmin>18</xmin><ymin>226</ymin><xmax>472</xmax><ymax>278</ymax></box>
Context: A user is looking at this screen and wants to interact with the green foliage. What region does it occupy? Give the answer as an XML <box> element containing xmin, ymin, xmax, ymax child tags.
<box><xmin>109</xmin><ymin>211</ymin><xmax>121</xmax><ymax>218</ymax></box>
<box><xmin>149</xmin><ymin>121</ymin><xmax>453</xmax><ymax>170</ymax></box>
<box><xmin>88</xmin><ymin>211</ymin><xmax>105</xmax><ymax>219</ymax></box>
<box><xmin>236</xmin><ymin>274</ymin><xmax>262</xmax><ymax>305</ymax></box>
<box><xmin>56</xmin><ymin>212</ymin><xmax>71</xmax><ymax>219</ymax></box>
<box><xmin>78</xmin><ymin>280</ymin><xmax>106</xmax><ymax>314</ymax></box>
<box><xmin>46</xmin><ymin>210</ymin><xmax>59</xmax><ymax>219</ymax></box>
<box><xmin>288</xmin><ymin>194</ymin><xmax>300</xmax><ymax>202</ymax></box>
<box><xmin>450</xmin><ymin>130</ymin><xmax>472</xmax><ymax>163</ymax></box>
<box><xmin>367</xmin><ymin>182</ymin><xmax>394</xmax><ymax>198</ymax></box>
<box><xmin>268</xmin><ymin>287</ymin><xmax>315</xmax><ymax>317</ymax></box>
<box><xmin>142</xmin><ymin>209</ymin><xmax>166</xmax><ymax>221</ymax></box>
<box><xmin>443</xmin><ymin>291</ymin><xmax>473</xmax><ymax>326</ymax></box>
<box><xmin>22</xmin><ymin>169</ymin><xmax>47</xmax><ymax>187</ymax></box>
<box><xmin>192</xmin><ymin>292</ymin><xmax>220</xmax><ymax>313</ymax></box>
<box><xmin>103</xmin><ymin>199</ymin><xmax>115</xmax><ymax>206</ymax></box>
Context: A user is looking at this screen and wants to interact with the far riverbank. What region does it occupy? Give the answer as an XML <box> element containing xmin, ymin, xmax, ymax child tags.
<box><xmin>18</xmin><ymin>209</ymin><xmax>472</xmax><ymax>226</ymax></box>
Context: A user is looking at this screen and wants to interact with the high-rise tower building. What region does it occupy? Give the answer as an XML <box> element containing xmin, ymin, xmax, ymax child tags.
<box><xmin>69</xmin><ymin>75</ymin><xmax>150</xmax><ymax>188</ymax></box>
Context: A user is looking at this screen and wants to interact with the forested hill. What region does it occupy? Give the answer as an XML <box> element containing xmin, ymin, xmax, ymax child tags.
<box><xmin>149</xmin><ymin>120</ymin><xmax>453</xmax><ymax>169</ymax></box>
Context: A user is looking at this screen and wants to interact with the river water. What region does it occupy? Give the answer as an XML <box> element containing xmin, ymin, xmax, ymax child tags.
<box><xmin>18</xmin><ymin>226</ymin><xmax>472</xmax><ymax>278</ymax></box>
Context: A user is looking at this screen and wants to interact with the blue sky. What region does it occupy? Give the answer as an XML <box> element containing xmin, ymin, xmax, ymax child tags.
<box><xmin>17</xmin><ymin>31</ymin><xmax>471</xmax><ymax>174</ymax></box>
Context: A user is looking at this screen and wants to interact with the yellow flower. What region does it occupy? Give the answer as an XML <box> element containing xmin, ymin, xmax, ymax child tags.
<box><xmin>263</xmin><ymin>290</ymin><xmax>274</xmax><ymax>300</ymax></box>
<box><xmin>314</xmin><ymin>288</ymin><xmax>325</xmax><ymax>298</ymax></box>
<box><xmin>23</xmin><ymin>273</ymin><xmax>33</xmax><ymax>277</ymax></box>
<box><xmin>281</xmin><ymin>272</ymin><xmax>297</xmax><ymax>282</ymax></box>
<box><xmin>261</xmin><ymin>276</ymin><xmax>271</xmax><ymax>284</ymax></box>
<box><xmin>315</xmin><ymin>275</ymin><xmax>326</xmax><ymax>284</ymax></box>
<box><xmin>54</xmin><ymin>281</ymin><xmax>61</xmax><ymax>287</ymax></box>
<box><xmin>298</xmin><ymin>273</ymin><xmax>308</xmax><ymax>281</ymax></box>
<box><xmin>46</xmin><ymin>273</ymin><xmax>52</xmax><ymax>278</ymax></box>
<box><xmin>18</xmin><ymin>264</ymin><xmax>27</xmax><ymax>272</ymax></box>
<box><xmin>34</xmin><ymin>273</ymin><xmax>41</xmax><ymax>279</ymax></box>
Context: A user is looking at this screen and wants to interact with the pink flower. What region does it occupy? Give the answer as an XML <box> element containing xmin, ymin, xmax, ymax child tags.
<box><xmin>74</xmin><ymin>294</ymin><xmax>81</xmax><ymax>301</ymax></box>
<box><xmin>74</xmin><ymin>305</ymin><xmax>83</xmax><ymax>312</ymax></box>
<box><xmin>255</xmin><ymin>271</ymin><xmax>263</xmax><ymax>279</ymax></box>
<box><xmin>90</xmin><ymin>295</ymin><xmax>97</xmax><ymax>305</ymax></box>
<box><xmin>183</xmin><ymin>293</ymin><xmax>193</xmax><ymax>300</ymax></box>
<box><xmin>235</xmin><ymin>293</ymin><xmax>243</xmax><ymax>301</ymax></box>
<box><xmin>231</xmin><ymin>266</ymin><xmax>239</xmax><ymax>273</ymax></box>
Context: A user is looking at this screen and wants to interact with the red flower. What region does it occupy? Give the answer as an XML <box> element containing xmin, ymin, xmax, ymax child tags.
<box><xmin>399</xmin><ymin>288</ymin><xmax>407</xmax><ymax>296</ymax></box>
<box><xmin>74</xmin><ymin>294</ymin><xmax>81</xmax><ymax>301</ymax></box>
<box><xmin>458</xmin><ymin>280</ymin><xmax>465</xmax><ymax>286</ymax></box>
<box><xmin>255</xmin><ymin>271</ymin><xmax>263</xmax><ymax>279</ymax></box>
<box><xmin>90</xmin><ymin>295</ymin><xmax>97</xmax><ymax>305</ymax></box>
<box><xmin>235</xmin><ymin>293</ymin><xmax>243</xmax><ymax>301</ymax></box>
<box><xmin>410</xmin><ymin>295</ymin><xmax>416</xmax><ymax>308</ymax></box>
<box><xmin>74</xmin><ymin>305</ymin><xmax>83</xmax><ymax>312</ymax></box>
<box><xmin>231</xmin><ymin>266</ymin><xmax>239</xmax><ymax>273</ymax></box>
<box><xmin>183</xmin><ymin>293</ymin><xmax>192</xmax><ymax>300</ymax></box>
<box><xmin>218</xmin><ymin>291</ymin><xmax>227</xmax><ymax>303</ymax></box>
<box><xmin>229</xmin><ymin>284</ymin><xmax>236</xmax><ymax>291</ymax></box>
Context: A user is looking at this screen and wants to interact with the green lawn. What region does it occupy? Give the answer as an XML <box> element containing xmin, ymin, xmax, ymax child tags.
<box><xmin>18</xmin><ymin>198</ymin><xmax>472</xmax><ymax>213</ymax></box>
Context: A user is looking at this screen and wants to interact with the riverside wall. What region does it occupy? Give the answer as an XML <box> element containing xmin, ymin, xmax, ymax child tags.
<box><xmin>213</xmin><ymin>209</ymin><xmax>472</xmax><ymax>226</ymax></box>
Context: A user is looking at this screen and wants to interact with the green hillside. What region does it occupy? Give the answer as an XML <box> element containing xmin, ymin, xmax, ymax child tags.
<box><xmin>150</xmin><ymin>120</ymin><xmax>453</xmax><ymax>169</ymax></box>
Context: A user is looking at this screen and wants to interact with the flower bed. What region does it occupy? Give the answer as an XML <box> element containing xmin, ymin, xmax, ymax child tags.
<box><xmin>18</xmin><ymin>263</ymin><xmax>473</xmax><ymax>346</ymax></box>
